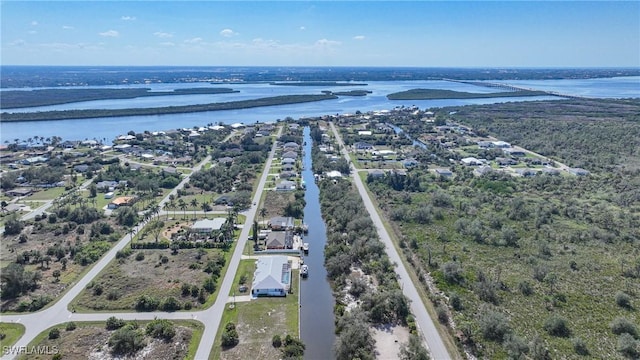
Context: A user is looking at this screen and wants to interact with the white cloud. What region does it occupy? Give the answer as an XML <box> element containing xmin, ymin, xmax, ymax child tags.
<box><xmin>31</xmin><ymin>21</ymin><xmax>38</xmax><ymax>26</ymax></box>
<box><xmin>121</xmin><ymin>16</ymin><xmax>136</xmax><ymax>21</ymax></box>
<box><xmin>220</xmin><ymin>29</ymin><xmax>237</xmax><ymax>37</ymax></box>
<box><xmin>99</xmin><ymin>30</ymin><xmax>119</xmax><ymax>37</ymax></box>
<box><xmin>154</xmin><ymin>31</ymin><xmax>173</xmax><ymax>39</ymax></box>
<box><xmin>62</xmin><ymin>25</ymin><xmax>75</xmax><ymax>30</ymax></box>
<box><xmin>353</xmin><ymin>35</ymin><xmax>365</xmax><ymax>40</ymax></box>
<box><xmin>28</xmin><ymin>30</ymin><xmax>37</xmax><ymax>35</ymax></box>
<box><xmin>184</xmin><ymin>37</ymin><xmax>203</xmax><ymax>44</ymax></box>
<box><xmin>315</xmin><ymin>38</ymin><xmax>341</xmax><ymax>47</ymax></box>
<box><xmin>9</xmin><ymin>39</ymin><xmax>26</xmax><ymax>46</ymax></box>
<box><xmin>299</xmin><ymin>26</ymin><xmax>306</xmax><ymax>31</ymax></box>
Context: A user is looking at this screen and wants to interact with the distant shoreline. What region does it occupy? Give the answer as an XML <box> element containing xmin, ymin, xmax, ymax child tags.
<box><xmin>0</xmin><ymin>94</ymin><xmax>338</xmax><ymax>122</ymax></box>
<box><xmin>387</xmin><ymin>88</ymin><xmax>552</xmax><ymax>100</ymax></box>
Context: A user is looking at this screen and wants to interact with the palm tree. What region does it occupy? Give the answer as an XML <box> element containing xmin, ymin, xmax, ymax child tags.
<box><xmin>163</xmin><ymin>202</ymin><xmax>171</xmax><ymax>220</ymax></box>
<box><xmin>201</xmin><ymin>201</ymin><xmax>210</xmax><ymax>219</ymax></box>
<box><xmin>259</xmin><ymin>207</ymin><xmax>267</xmax><ymax>230</ymax></box>
<box><xmin>190</xmin><ymin>198</ymin><xmax>199</xmax><ymax>219</ymax></box>
<box><xmin>178</xmin><ymin>199</ymin><xmax>187</xmax><ymax>220</ymax></box>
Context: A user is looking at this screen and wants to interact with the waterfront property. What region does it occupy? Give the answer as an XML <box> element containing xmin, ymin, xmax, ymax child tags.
<box><xmin>251</xmin><ymin>256</ymin><xmax>292</xmax><ymax>297</ymax></box>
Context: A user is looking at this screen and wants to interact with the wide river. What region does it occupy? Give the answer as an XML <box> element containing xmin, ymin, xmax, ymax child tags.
<box><xmin>1</xmin><ymin>77</ymin><xmax>638</xmax><ymax>142</ymax></box>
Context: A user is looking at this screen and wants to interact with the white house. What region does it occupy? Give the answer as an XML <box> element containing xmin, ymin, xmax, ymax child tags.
<box><xmin>191</xmin><ymin>218</ymin><xmax>226</xmax><ymax>234</ymax></box>
<box><xmin>251</xmin><ymin>256</ymin><xmax>292</xmax><ymax>297</ymax></box>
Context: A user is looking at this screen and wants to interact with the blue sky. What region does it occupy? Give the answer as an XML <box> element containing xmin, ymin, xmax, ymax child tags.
<box><xmin>1</xmin><ymin>1</ymin><xmax>639</xmax><ymax>67</ymax></box>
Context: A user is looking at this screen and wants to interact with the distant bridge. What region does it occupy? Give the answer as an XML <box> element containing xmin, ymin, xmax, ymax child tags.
<box><xmin>443</xmin><ymin>78</ymin><xmax>594</xmax><ymax>100</ymax></box>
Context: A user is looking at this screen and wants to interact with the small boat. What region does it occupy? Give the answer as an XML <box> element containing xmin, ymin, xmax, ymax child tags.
<box><xmin>301</xmin><ymin>264</ymin><xmax>309</xmax><ymax>278</ymax></box>
<box><xmin>302</xmin><ymin>242</ymin><xmax>309</xmax><ymax>254</ymax></box>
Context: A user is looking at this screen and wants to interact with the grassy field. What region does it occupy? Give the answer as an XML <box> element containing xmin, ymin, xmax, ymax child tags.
<box><xmin>16</xmin><ymin>320</ymin><xmax>202</xmax><ymax>360</ymax></box>
<box><xmin>0</xmin><ymin>322</ymin><xmax>25</xmax><ymax>348</ymax></box>
<box><xmin>210</xmin><ymin>270</ymin><xmax>299</xmax><ymax>360</ymax></box>
<box><xmin>24</xmin><ymin>187</ymin><xmax>66</xmax><ymax>201</ymax></box>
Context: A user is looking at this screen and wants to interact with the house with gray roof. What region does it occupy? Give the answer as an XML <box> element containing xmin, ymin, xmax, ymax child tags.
<box><xmin>251</xmin><ymin>256</ymin><xmax>291</xmax><ymax>297</ymax></box>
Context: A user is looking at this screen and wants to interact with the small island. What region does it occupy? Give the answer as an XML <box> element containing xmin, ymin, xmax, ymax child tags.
<box><xmin>0</xmin><ymin>94</ymin><xmax>339</xmax><ymax>122</ymax></box>
<box><xmin>321</xmin><ymin>90</ymin><xmax>372</xmax><ymax>96</ymax></box>
<box><xmin>387</xmin><ymin>88</ymin><xmax>551</xmax><ymax>100</ymax></box>
<box><xmin>1</xmin><ymin>88</ymin><xmax>239</xmax><ymax>109</ymax></box>
<box><xmin>269</xmin><ymin>81</ymin><xmax>368</xmax><ymax>86</ymax></box>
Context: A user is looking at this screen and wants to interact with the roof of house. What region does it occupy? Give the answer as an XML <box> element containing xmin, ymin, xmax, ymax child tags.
<box><xmin>269</xmin><ymin>216</ymin><xmax>294</xmax><ymax>229</ymax></box>
<box><xmin>326</xmin><ymin>170</ymin><xmax>342</xmax><ymax>178</ymax></box>
<box><xmin>252</xmin><ymin>256</ymin><xmax>291</xmax><ymax>291</ymax></box>
<box><xmin>191</xmin><ymin>218</ymin><xmax>226</xmax><ymax>231</ymax></box>
<box><xmin>282</xmin><ymin>151</ymin><xmax>298</xmax><ymax>159</ymax></box>
<box><xmin>111</xmin><ymin>196</ymin><xmax>136</xmax><ymax>206</ymax></box>
<box><xmin>276</xmin><ymin>180</ymin><xmax>296</xmax><ymax>190</ymax></box>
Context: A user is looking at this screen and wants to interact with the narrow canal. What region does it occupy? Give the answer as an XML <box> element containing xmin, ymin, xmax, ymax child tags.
<box><xmin>300</xmin><ymin>126</ymin><xmax>336</xmax><ymax>360</ymax></box>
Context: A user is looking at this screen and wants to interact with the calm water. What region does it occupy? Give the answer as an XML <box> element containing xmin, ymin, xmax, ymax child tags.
<box><xmin>300</xmin><ymin>126</ymin><xmax>336</xmax><ymax>360</ymax></box>
<box><xmin>1</xmin><ymin>77</ymin><xmax>637</xmax><ymax>142</ymax></box>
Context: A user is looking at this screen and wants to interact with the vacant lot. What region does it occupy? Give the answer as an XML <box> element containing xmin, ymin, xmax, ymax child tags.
<box><xmin>17</xmin><ymin>320</ymin><xmax>202</xmax><ymax>360</ymax></box>
<box><xmin>71</xmin><ymin>244</ymin><xmax>234</xmax><ymax>312</ymax></box>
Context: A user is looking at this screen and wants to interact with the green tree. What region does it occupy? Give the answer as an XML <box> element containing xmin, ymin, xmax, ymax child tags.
<box><xmin>399</xmin><ymin>334</ymin><xmax>430</xmax><ymax>360</ymax></box>
<box><xmin>108</xmin><ymin>325</ymin><xmax>146</xmax><ymax>356</ymax></box>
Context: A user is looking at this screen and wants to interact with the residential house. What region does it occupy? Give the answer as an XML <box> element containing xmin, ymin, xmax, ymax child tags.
<box><xmin>496</xmin><ymin>157</ymin><xmax>518</xmax><ymax>166</ymax></box>
<box><xmin>281</xmin><ymin>164</ymin><xmax>295</xmax><ymax>172</ymax></box>
<box><xmin>491</xmin><ymin>141</ymin><xmax>512</xmax><ymax>148</ymax></box>
<box><xmin>276</xmin><ymin>180</ymin><xmax>296</xmax><ymax>191</ymax></box>
<box><xmin>515</xmin><ymin>168</ymin><xmax>536</xmax><ymax>177</ymax></box>
<box><xmin>326</xmin><ymin>170</ymin><xmax>342</xmax><ymax>178</ymax></box>
<box><xmin>266</xmin><ymin>231</ymin><xmax>294</xmax><ymax>249</ymax></box>
<box><xmin>190</xmin><ymin>218</ymin><xmax>226</xmax><ymax>234</ymax></box>
<box><xmin>6</xmin><ymin>188</ymin><xmax>33</xmax><ymax>197</ymax></box>
<box><xmin>281</xmin><ymin>158</ymin><xmax>296</xmax><ymax>165</ymax></box>
<box><xmin>279</xmin><ymin>171</ymin><xmax>296</xmax><ymax>179</ymax></box>
<box><xmin>568</xmin><ymin>168</ymin><xmax>590</xmax><ymax>176</ymax></box>
<box><xmin>107</xmin><ymin>196</ymin><xmax>136</xmax><ymax>209</ymax></box>
<box><xmin>269</xmin><ymin>216</ymin><xmax>294</xmax><ymax>231</ymax></box>
<box><xmin>251</xmin><ymin>256</ymin><xmax>292</xmax><ymax>297</ymax></box>
<box><xmin>354</xmin><ymin>142</ymin><xmax>374</xmax><ymax>151</ymax></box>
<box><xmin>282</xmin><ymin>151</ymin><xmax>298</xmax><ymax>160</ymax></box>
<box><xmin>435</xmin><ymin>168</ymin><xmax>453</xmax><ymax>178</ymax></box>
<box><xmin>461</xmin><ymin>157</ymin><xmax>484</xmax><ymax>166</ymax></box>
<box><xmin>540</xmin><ymin>168</ymin><xmax>561</xmax><ymax>176</ymax></box>
<box><xmin>473</xmin><ymin>165</ymin><xmax>494</xmax><ymax>177</ymax></box>
<box><xmin>283</xmin><ymin>142</ymin><xmax>300</xmax><ymax>152</ymax></box>
<box><xmin>503</xmin><ymin>148</ymin><xmax>526</xmax><ymax>157</ymax></box>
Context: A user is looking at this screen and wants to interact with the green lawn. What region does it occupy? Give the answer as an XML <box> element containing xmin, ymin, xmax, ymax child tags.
<box><xmin>0</xmin><ymin>322</ymin><xmax>25</xmax><ymax>348</ymax></box>
<box><xmin>25</xmin><ymin>187</ymin><xmax>66</xmax><ymax>200</ymax></box>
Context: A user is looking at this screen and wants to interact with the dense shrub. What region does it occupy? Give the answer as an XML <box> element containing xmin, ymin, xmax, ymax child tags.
<box><xmin>611</xmin><ymin>318</ymin><xmax>638</xmax><ymax>337</ymax></box>
<box><xmin>146</xmin><ymin>319</ymin><xmax>175</xmax><ymax>340</ymax></box>
<box><xmin>221</xmin><ymin>322</ymin><xmax>239</xmax><ymax>348</ymax></box>
<box><xmin>544</xmin><ymin>315</ymin><xmax>571</xmax><ymax>337</ymax></box>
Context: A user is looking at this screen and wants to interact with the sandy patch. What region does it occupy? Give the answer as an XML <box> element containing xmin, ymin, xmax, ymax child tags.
<box><xmin>372</xmin><ymin>324</ymin><xmax>410</xmax><ymax>360</ymax></box>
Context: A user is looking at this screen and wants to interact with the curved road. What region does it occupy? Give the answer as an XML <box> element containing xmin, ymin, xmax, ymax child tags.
<box><xmin>1</xmin><ymin>127</ymin><xmax>281</xmax><ymax>360</ymax></box>
<box><xmin>329</xmin><ymin>122</ymin><xmax>451</xmax><ymax>360</ymax></box>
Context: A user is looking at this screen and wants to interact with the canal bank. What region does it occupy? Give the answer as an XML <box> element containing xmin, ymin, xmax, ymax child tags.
<box><xmin>300</xmin><ymin>126</ymin><xmax>336</xmax><ymax>360</ymax></box>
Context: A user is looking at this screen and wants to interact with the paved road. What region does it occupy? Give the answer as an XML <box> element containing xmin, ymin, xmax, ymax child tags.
<box><xmin>329</xmin><ymin>122</ymin><xmax>451</xmax><ymax>360</ymax></box>
<box><xmin>0</xmin><ymin>127</ymin><xmax>280</xmax><ymax>360</ymax></box>
<box><xmin>191</xmin><ymin>125</ymin><xmax>282</xmax><ymax>360</ymax></box>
